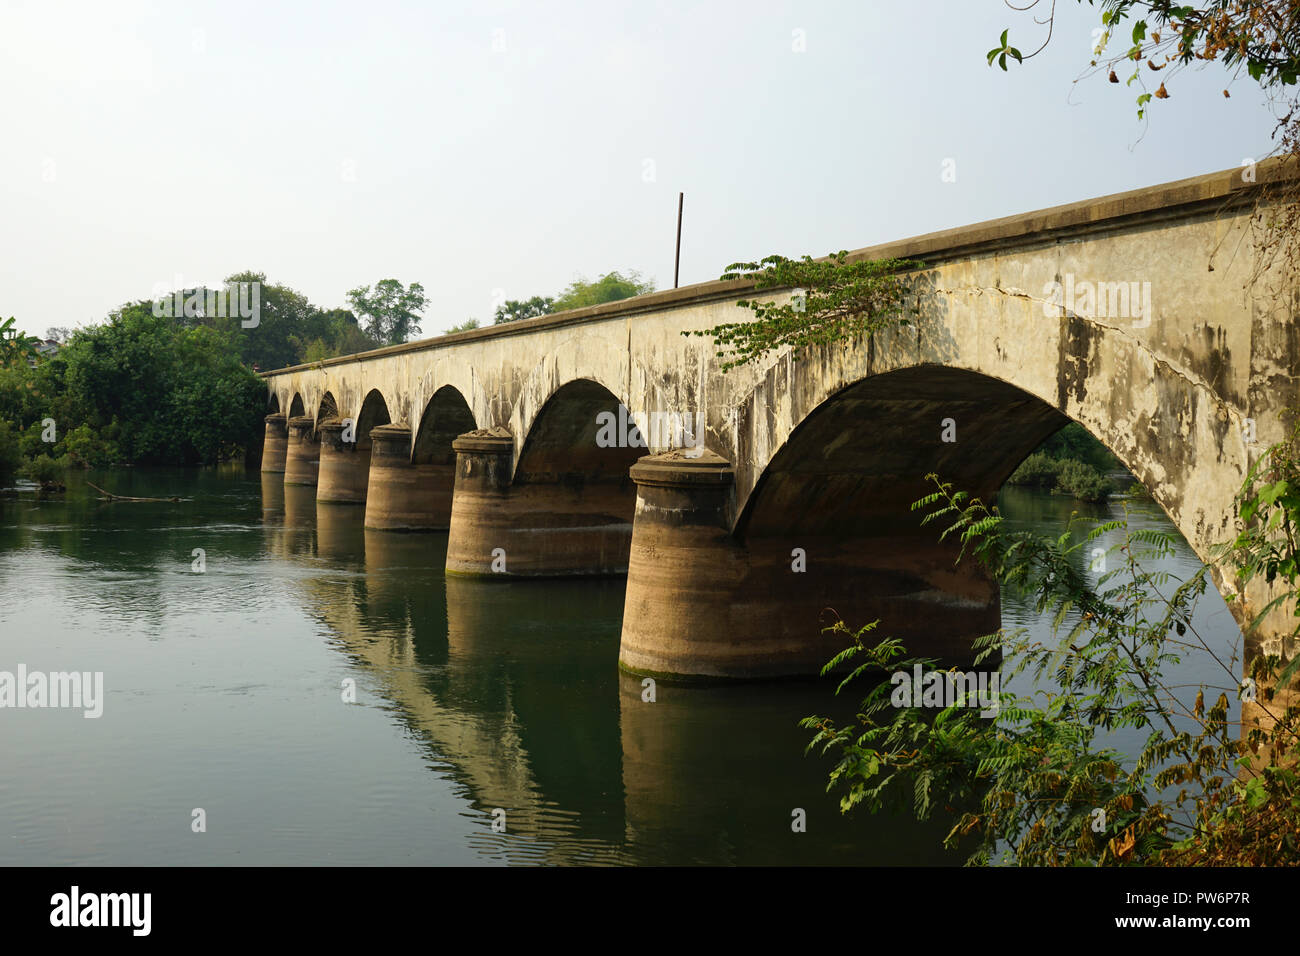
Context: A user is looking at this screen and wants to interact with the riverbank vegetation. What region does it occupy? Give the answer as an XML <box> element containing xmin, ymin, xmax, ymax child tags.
<box><xmin>1</xmin><ymin>268</ymin><xmax>663</xmax><ymax>481</ymax></box>
<box><xmin>1007</xmin><ymin>423</ymin><xmax>1126</xmax><ymax>502</ymax></box>
<box><xmin>0</xmin><ymin>271</ymin><xmax>429</xmax><ymax>480</ymax></box>
<box><xmin>0</xmin><ymin>303</ymin><xmax>267</xmax><ymax>481</ymax></box>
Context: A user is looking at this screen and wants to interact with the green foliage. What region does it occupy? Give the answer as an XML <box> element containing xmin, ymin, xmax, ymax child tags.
<box><xmin>1007</xmin><ymin>423</ymin><xmax>1119</xmax><ymax>500</ymax></box>
<box><xmin>0</xmin><ymin>268</ymin><xmax>402</xmax><ymax>469</ymax></box>
<box><xmin>296</xmin><ymin>308</ymin><xmax>376</xmax><ymax>361</ymax></box>
<box><xmin>155</xmin><ymin>273</ymin><xmax>384</xmax><ymax>370</ymax></box>
<box><xmin>1007</xmin><ymin>451</ymin><xmax>1061</xmax><ymax>488</ymax></box>
<box><xmin>0</xmin><ymin>268</ymin><xmax>414</xmax><ymax>471</ymax></box>
<box><xmin>18</xmin><ymin>420</ymin><xmax>50</xmax><ymax>460</ymax></box>
<box><xmin>0</xmin><ymin>317</ymin><xmax>39</xmax><ymax>369</ymax></box>
<box><xmin>20</xmin><ymin>453</ymin><xmax>66</xmax><ymax>492</ymax></box>
<box><xmin>347</xmin><ymin>279</ymin><xmax>428</xmax><ymax>346</ymax></box>
<box><xmin>481</xmin><ymin>272</ymin><xmax>651</xmax><ymax>329</ymax></box>
<box><xmin>1039</xmin><ymin>421</ymin><xmax>1120</xmax><ymax>471</ymax></box>
<box><xmin>986</xmin><ymin>28</ymin><xmax>1023</xmax><ymax>71</ymax></box>
<box><xmin>494</xmin><ymin>296</ymin><xmax>554</xmax><ymax>324</ymax></box>
<box><xmin>1125</xmin><ymin>479</ymin><xmax>1153</xmax><ymax>498</ymax></box>
<box><xmin>0</xmin><ymin>419</ymin><xmax>21</xmax><ymax>486</ymax></box>
<box><xmin>179</xmin><ymin>272</ymin><xmax>311</xmax><ymax>371</ymax></box>
<box><xmin>550</xmin><ymin>271</ymin><xmax>653</xmax><ymax>312</ymax></box>
<box><xmin>686</xmin><ymin>252</ymin><xmax>924</xmax><ymax>372</ymax></box>
<box><xmin>301</xmin><ymin>338</ymin><xmax>333</xmax><ymax>364</ymax></box>
<box><xmin>42</xmin><ymin>304</ymin><xmax>264</xmax><ymax>465</ymax></box>
<box><xmin>445</xmin><ymin>318</ymin><xmax>481</xmax><ymax>334</ymax></box>
<box><xmin>62</xmin><ymin>422</ymin><xmax>120</xmax><ymax>469</ymax></box>
<box><xmin>806</xmin><ymin>463</ymin><xmax>1300</xmax><ymax>866</ymax></box>
<box><xmin>1055</xmin><ymin>458</ymin><xmax>1115</xmax><ymax>502</ymax></box>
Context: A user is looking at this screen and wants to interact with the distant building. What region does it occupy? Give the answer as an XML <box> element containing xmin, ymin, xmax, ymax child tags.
<box><xmin>26</xmin><ymin>339</ymin><xmax>61</xmax><ymax>367</ymax></box>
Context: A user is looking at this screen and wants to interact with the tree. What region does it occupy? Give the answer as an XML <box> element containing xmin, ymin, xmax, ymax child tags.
<box><xmin>347</xmin><ymin>279</ymin><xmax>428</xmax><ymax>346</ymax></box>
<box><xmin>183</xmin><ymin>270</ymin><xmax>318</xmax><ymax>372</ymax></box>
<box><xmin>294</xmin><ymin>308</ymin><xmax>378</xmax><ymax>362</ymax></box>
<box><xmin>0</xmin><ymin>317</ymin><xmax>38</xmax><ymax>368</ymax></box>
<box><xmin>158</xmin><ymin>273</ymin><xmax>379</xmax><ymax>369</ymax></box>
<box><xmin>551</xmin><ymin>270</ymin><xmax>654</xmax><ymax>312</ymax></box>
<box><xmin>56</xmin><ymin>302</ymin><xmax>265</xmax><ymax>464</ymax></box>
<box><xmin>318</xmin><ymin>307</ymin><xmax>376</xmax><ymax>356</ymax></box>
<box><xmin>446</xmin><ymin>318</ymin><xmax>481</xmax><ymax>333</ymax></box>
<box><xmin>45</xmin><ymin>326</ymin><xmax>74</xmax><ymax>343</ymax></box>
<box><xmin>493</xmin><ymin>296</ymin><xmax>554</xmax><ymax>324</ymax></box>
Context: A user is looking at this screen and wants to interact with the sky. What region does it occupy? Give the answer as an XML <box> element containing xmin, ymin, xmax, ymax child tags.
<box><xmin>0</xmin><ymin>0</ymin><xmax>1284</xmax><ymax>339</ymax></box>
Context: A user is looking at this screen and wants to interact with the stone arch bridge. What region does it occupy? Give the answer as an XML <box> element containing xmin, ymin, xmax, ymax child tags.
<box><xmin>261</xmin><ymin>165</ymin><xmax>1299</xmax><ymax>683</ymax></box>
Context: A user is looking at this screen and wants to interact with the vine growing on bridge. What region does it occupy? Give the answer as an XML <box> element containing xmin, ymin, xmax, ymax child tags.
<box><xmin>685</xmin><ymin>252</ymin><xmax>925</xmax><ymax>372</ymax></box>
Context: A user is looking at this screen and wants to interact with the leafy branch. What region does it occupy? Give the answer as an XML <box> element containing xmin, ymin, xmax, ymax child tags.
<box><xmin>685</xmin><ymin>252</ymin><xmax>924</xmax><ymax>372</ymax></box>
<box><xmin>990</xmin><ymin>1</ymin><xmax>1300</xmax><ymax>120</ymax></box>
<box><xmin>804</xmin><ymin>457</ymin><xmax>1300</xmax><ymax>865</ymax></box>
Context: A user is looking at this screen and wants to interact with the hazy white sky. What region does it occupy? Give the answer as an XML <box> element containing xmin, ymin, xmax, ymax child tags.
<box><xmin>0</xmin><ymin>0</ymin><xmax>1282</xmax><ymax>339</ymax></box>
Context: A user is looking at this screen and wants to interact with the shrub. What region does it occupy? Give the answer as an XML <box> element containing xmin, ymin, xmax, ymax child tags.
<box><xmin>20</xmin><ymin>453</ymin><xmax>66</xmax><ymax>492</ymax></box>
<box><xmin>63</xmin><ymin>423</ymin><xmax>120</xmax><ymax>469</ymax></box>
<box><xmin>1054</xmin><ymin>459</ymin><xmax>1114</xmax><ymax>502</ymax></box>
<box><xmin>1007</xmin><ymin>451</ymin><xmax>1062</xmax><ymax>488</ymax></box>
<box><xmin>1038</xmin><ymin>421</ymin><xmax>1121</xmax><ymax>472</ymax></box>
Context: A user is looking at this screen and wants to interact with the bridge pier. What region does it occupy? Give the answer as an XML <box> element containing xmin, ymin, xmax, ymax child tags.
<box><xmin>618</xmin><ymin>452</ymin><xmax>1000</xmax><ymax>680</ymax></box>
<box><xmin>364</xmin><ymin>424</ymin><xmax>454</xmax><ymax>530</ymax></box>
<box><xmin>261</xmin><ymin>413</ymin><xmax>288</xmax><ymax>473</ymax></box>
<box><xmin>445</xmin><ymin>428</ymin><xmax>634</xmax><ymax>576</ymax></box>
<box><xmin>283</xmin><ymin>416</ymin><xmax>320</xmax><ymax>486</ymax></box>
<box><xmin>317</xmin><ymin>418</ymin><xmax>369</xmax><ymax>504</ymax></box>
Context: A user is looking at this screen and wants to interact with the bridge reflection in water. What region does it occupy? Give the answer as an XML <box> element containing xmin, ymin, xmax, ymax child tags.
<box><xmin>260</xmin><ymin>482</ymin><xmax>960</xmax><ymax>865</ymax></box>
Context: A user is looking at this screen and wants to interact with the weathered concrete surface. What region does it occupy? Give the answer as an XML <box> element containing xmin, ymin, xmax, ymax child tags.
<box><xmin>364</xmin><ymin>424</ymin><xmax>454</xmax><ymax>530</ymax></box>
<box><xmin>261</xmin><ymin>413</ymin><xmax>287</xmax><ymax>473</ymax></box>
<box><xmin>263</xmin><ymin>163</ymin><xmax>1300</xmax><ymax>680</ymax></box>
<box><xmin>283</xmin><ymin>416</ymin><xmax>320</xmax><ymax>487</ymax></box>
<box><xmin>619</xmin><ymin>450</ymin><xmax>1002</xmax><ymax>678</ymax></box>
<box><xmin>316</xmin><ymin>418</ymin><xmax>370</xmax><ymax>504</ymax></box>
<box><xmin>445</xmin><ymin>427</ymin><xmax>635</xmax><ymax>576</ymax></box>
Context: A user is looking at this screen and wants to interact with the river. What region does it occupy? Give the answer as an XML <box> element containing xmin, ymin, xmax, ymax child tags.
<box><xmin>0</xmin><ymin>469</ymin><xmax>1242</xmax><ymax>865</ymax></box>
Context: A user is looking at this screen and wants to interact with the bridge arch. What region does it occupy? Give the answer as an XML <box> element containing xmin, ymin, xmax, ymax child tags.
<box><xmin>316</xmin><ymin>391</ymin><xmax>339</xmax><ymax>430</ymax></box>
<box><xmin>736</xmin><ymin>365</ymin><xmax>1069</xmax><ymax>542</ymax></box>
<box><xmin>355</xmin><ymin>389</ymin><xmax>392</xmax><ymax>452</ymax></box>
<box><xmin>515</xmin><ymin>378</ymin><xmax>642</xmax><ymax>487</ymax></box>
<box><xmin>360</xmin><ymin>385</ymin><xmax>473</xmax><ymax>532</ymax></box>
<box><xmin>728</xmin><ymin>310</ymin><xmax>1250</xmax><ymax>571</ymax></box>
<box><xmin>413</xmin><ymin>385</ymin><xmax>476</xmax><ymax>467</ymax></box>
<box><xmin>288</xmin><ymin>393</ymin><xmax>305</xmax><ymax>419</ymax></box>
<box><xmin>510</xmin><ymin>337</ymin><xmax>632</xmax><ymax>469</ymax></box>
<box><xmin>444</xmin><ymin>378</ymin><xmax>640</xmax><ymax>576</ymax></box>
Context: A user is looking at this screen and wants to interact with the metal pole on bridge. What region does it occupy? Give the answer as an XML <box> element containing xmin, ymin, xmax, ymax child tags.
<box><xmin>674</xmin><ymin>192</ymin><xmax>684</xmax><ymax>289</ymax></box>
